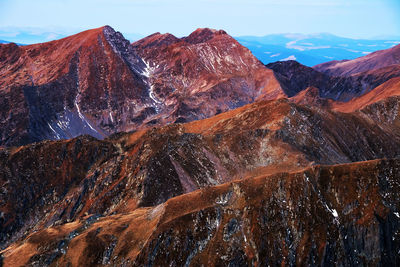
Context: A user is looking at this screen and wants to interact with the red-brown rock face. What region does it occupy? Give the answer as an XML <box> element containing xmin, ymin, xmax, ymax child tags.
<box><xmin>0</xmin><ymin>26</ymin><xmax>150</xmax><ymax>146</ymax></box>
<box><xmin>1</xmin><ymin>98</ymin><xmax>400</xmax><ymax>253</ymax></box>
<box><xmin>0</xmin><ymin>26</ymin><xmax>283</xmax><ymax>146</ymax></box>
<box><xmin>131</xmin><ymin>28</ymin><xmax>283</xmax><ymax>124</ymax></box>
<box><xmin>2</xmin><ymin>159</ymin><xmax>400</xmax><ymax>266</ymax></box>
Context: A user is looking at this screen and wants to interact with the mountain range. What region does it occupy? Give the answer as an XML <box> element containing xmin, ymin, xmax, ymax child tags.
<box><xmin>2</xmin><ymin>27</ymin><xmax>399</xmax><ymax>67</ymax></box>
<box><xmin>1</xmin><ymin>26</ymin><xmax>400</xmax><ymax>266</ymax></box>
<box><xmin>237</xmin><ymin>33</ymin><xmax>400</xmax><ymax>66</ymax></box>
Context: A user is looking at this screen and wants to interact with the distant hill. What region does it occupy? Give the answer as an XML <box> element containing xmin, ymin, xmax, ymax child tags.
<box><xmin>236</xmin><ymin>33</ymin><xmax>400</xmax><ymax>66</ymax></box>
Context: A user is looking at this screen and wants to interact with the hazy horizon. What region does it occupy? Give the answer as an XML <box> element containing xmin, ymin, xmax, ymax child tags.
<box><xmin>0</xmin><ymin>0</ymin><xmax>399</xmax><ymax>44</ymax></box>
<box><xmin>1</xmin><ymin>25</ymin><xmax>400</xmax><ymax>45</ymax></box>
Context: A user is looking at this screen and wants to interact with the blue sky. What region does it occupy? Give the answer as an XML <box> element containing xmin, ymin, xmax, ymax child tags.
<box><xmin>0</xmin><ymin>0</ymin><xmax>399</xmax><ymax>40</ymax></box>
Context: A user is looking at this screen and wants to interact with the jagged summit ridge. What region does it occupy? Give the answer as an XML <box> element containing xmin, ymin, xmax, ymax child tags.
<box><xmin>183</xmin><ymin>27</ymin><xmax>228</xmax><ymax>44</ymax></box>
<box><xmin>0</xmin><ymin>25</ymin><xmax>283</xmax><ymax>146</ymax></box>
<box><xmin>102</xmin><ymin>25</ymin><xmax>147</xmax><ymax>75</ymax></box>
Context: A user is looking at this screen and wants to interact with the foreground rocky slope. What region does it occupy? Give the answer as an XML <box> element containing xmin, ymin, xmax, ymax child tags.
<box><xmin>0</xmin><ymin>26</ymin><xmax>282</xmax><ymax>147</ymax></box>
<box><xmin>2</xmin><ymin>159</ymin><xmax>400</xmax><ymax>266</ymax></box>
<box><xmin>1</xmin><ymin>98</ymin><xmax>400</xmax><ymax>254</ymax></box>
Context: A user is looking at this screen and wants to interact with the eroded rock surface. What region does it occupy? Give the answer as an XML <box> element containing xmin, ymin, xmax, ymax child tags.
<box><xmin>2</xmin><ymin>159</ymin><xmax>400</xmax><ymax>266</ymax></box>
<box><xmin>1</xmin><ymin>99</ymin><xmax>399</xmax><ymax>253</ymax></box>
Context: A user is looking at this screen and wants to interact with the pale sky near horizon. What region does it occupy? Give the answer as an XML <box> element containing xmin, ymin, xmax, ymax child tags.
<box><xmin>0</xmin><ymin>0</ymin><xmax>399</xmax><ymax>39</ymax></box>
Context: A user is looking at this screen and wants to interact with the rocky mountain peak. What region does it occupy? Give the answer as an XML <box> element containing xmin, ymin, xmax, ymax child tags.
<box><xmin>102</xmin><ymin>25</ymin><xmax>146</xmax><ymax>74</ymax></box>
<box><xmin>131</xmin><ymin>32</ymin><xmax>180</xmax><ymax>49</ymax></box>
<box><xmin>183</xmin><ymin>28</ymin><xmax>228</xmax><ymax>44</ymax></box>
<box><xmin>0</xmin><ymin>26</ymin><xmax>283</xmax><ymax>146</ymax></box>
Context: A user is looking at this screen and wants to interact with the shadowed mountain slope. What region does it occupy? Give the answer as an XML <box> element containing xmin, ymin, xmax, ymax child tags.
<box><xmin>268</xmin><ymin>60</ymin><xmax>400</xmax><ymax>101</ymax></box>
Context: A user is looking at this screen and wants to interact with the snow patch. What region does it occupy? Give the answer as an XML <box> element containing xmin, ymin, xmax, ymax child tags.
<box><xmin>149</xmin><ymin>85</ymin><xmax>162</xmax><ymax>104</ymax></box>
<box><xmin>48</xmin><ymin>123</ymin><xmax>61</xmax><ymax>139</ymax></box>
<box><xmin>141</xmin><ymin>60</ymin><xmax>152</xmax><ymax>78</ymax></box>
<box><xmin>325</xmin><ymin>203</ymin><xmax>338</xmax><ymax>218</ymax></box>
<box><xmin>332</xmin><ymin>209</ymin><xmax>339</xmax><ymax>218</ymax></box>
<box><xmin>141</xmin><ymin>59</ymin><xmax>162</xmax><ymax>105</ymax></box>
<box><xmin>74</xmin><ymin>93</ymin><xmax>98</xmax><ymax>133</ymax></box>
<box><xmin>109</xmin><ymin>111</ymin><xmax>114</xmax><ymax>123</ymax></box>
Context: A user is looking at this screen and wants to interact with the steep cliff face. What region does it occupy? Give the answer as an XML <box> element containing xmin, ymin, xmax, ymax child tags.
<box><xmin>0</xmin><ymin>26</ymin><xmax>283</xmax><ymax>147</ymax></box>
<box><xmin>2</xmin><ymin>159</ymin><xmax>400</xmax><ymax>266</ymax></box>
<box><xmin>1</xmin><ymin>99</ymin><xmax>399</xmax><ymax>252</ymax></box>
